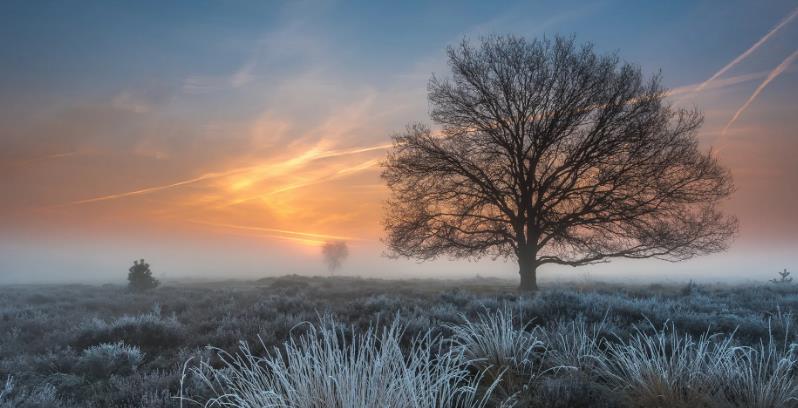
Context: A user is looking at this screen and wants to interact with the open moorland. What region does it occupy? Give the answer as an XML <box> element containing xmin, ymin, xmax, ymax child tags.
<box><xmin>2</xmin><ymin>276</ymin><xmax>798</xmax><ymax>407</ymax></box>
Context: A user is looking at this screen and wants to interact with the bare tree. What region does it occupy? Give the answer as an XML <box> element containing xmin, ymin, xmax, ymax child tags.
<box><xmin>322</xmin><ymin>241</ymin><xmax>349</xmax><ymax>275</ymax></box>
<box><xmin>382</xmin><ymin>35</ymin><xmax>737</xmax><ymax>291</ymax></box>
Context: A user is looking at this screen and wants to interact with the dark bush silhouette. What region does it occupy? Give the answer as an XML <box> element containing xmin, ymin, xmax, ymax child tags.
<box><xmin>770</xmin><ymin>268</ymin><xmax>792</xmax><ymax>284</ymax></box>
<box><xmin>383</xmin><ymin>35</ymin><xmax>737</xmax><ymax>291</ymax></box>
<box><xmin>127</xmin><ymin>259</ymin><xmax>159</xmax><ymax>291</ymax></box>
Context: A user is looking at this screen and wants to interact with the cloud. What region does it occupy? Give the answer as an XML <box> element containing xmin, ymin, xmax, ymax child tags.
<box><xmin>10</xmin><ymin>15</ymin><xmax>422</xmax><ymax>244</ymax></box>
<box><xmin>111</xmin><ymin>91</ymin><xmax>152</xmax><ymax>113</ymax></box>
<box><xmin>696</xmin><ymin>6</ymin><xmax>798</xmax><ymax>92</ymax></box>
<box><xmin>263</xmin><ymin>158</ymin><xmax>381</xmax><ymax>196</ymax></box>
<box><xmin>59</xmin><ymin>142</ymin><xmax>391</xmax><ymax>207</ymax></box>
<box><xmin>189</xmin><ymin>220</ymin><xmax>356</xmax><ymax>245</ymax></box>
<box><xmin>181</xmin><ymin>4</ymin><xmax>331</xmax><ymax>96</ymax></box>
<box><xmin>463</xmin><ymin>1</ymin><xmax>605</xmax><ymax>39</ymax></box>
<box><xmin>182</xmin><ymin>61</ymin><xmax>258</xmax><ymax>94</ymax></box>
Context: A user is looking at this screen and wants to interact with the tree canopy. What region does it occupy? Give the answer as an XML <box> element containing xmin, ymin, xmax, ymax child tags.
<box><xmin>382</xmin><ymin>35</ymin><xmax>737</xmax><ymax>290</ymax></box>
<box><xmin>128</xmin><ymin>259</ymin><xmax>159</xmax><ymax>291</ymax></box>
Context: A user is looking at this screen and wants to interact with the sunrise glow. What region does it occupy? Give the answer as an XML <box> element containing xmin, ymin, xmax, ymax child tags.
<box><xmin>1</xmin><ymin>1</ymin><xmax>796</xmax><ymax>282</ymax></box>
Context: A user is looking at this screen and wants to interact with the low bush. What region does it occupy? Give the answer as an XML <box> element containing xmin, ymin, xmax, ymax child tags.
<box><xmin>77</xmin><ymin>342</ymin><xmax>144</xmax><ymax>380</ymax></box>
<box><xmin>73</xmin><ymin>312</ymin><xmax>184</xmax><ymax>352</ymax></box>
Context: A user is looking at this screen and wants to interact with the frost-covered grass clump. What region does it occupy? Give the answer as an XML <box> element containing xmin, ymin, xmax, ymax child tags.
<box><xmin>184</xmin><ymin>318</ymin><xmax>501</xmax><ymax>408</ymax></box>
<box><xmin>183</xmin><ymin>309</ymin><xmax>798</xmax><ymax>408</ymax></box>
<box><xmin>77</xmin><ymin>342</ymin><xmax>144</xmax><ymax>380</ymax></box>
<box><xmin>73</xmin><ymin>308</ymin><xmax>185</xmax><ymax>352</ymax></box>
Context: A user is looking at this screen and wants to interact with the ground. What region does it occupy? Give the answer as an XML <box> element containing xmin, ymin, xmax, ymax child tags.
<box><xmin>1</xmin><ymin>275</ymin><xmax>798</xmax><ymax>407</ymax></box>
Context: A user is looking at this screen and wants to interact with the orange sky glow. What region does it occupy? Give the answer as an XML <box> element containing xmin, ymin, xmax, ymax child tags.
<box><xmin>1</xmin><ymin>1</ymin><xmax>796</xmax><ymax>282</ymax></box>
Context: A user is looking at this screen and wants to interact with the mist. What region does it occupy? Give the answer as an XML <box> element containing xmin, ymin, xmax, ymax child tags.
<box><xmin>1</xmin><ymin>234</ymin><xmax>794</xmax><ymax>285</ymax></box>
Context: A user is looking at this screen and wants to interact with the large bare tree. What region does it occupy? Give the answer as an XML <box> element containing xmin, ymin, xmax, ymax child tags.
<box><xmin>382</xmin><ymin>35</ymin><xmax>737</xmax><ymax>291</ymax></box>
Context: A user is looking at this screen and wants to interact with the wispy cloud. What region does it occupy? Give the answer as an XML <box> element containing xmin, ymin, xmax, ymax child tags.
<box><xmin>696</xmin><ymin>6</ymin><xmax>798</xmax><ymax>92</ymax></box>
<box><xmin>190</xmin><ymin>220</ymin><xmax>356</xmax><ymax>245</ymax></box>
<box><xmin>210</xmin><ymin>156</ymin><xmax>382</xmax><ymax>210</ymax></box>
<box><xmin>65</xmin><ymin>170</ymin><xmax>241</xmax><ymax>205</ymax></box>
<box><xmin>111</xmin><ymin>91</ymin><xmax>152</xmax><ymax>113</ymax></box>
<box><xmin>183</xmin><ymin>61</ymin><xmax>258</xmax><ymax>94</ymax></box>
<box><xmin>265</xmin><ymin>158</ymin><xmax>381</xmax><ymax>196</ymax></box>
<box><xmin>59</xmin><ymin>143</ymin><xmax>391</xmax><ymax>206</ymax></box>
<box><xmin>722</xmin><ymin>49</ymin><xmax>798</xmax><ymax>136</ymax></box>
<box><xmin>45</xmin><ymin>151</ymin><xmax>81</xmax><ymax>159</ymax></box>
<box><xmin>464</xmin><ymin>1</ymin><xmax>605</xmax><ymax>38</ymax></box>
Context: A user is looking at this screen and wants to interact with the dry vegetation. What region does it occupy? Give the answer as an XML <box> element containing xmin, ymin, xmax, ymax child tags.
<box><xmin>2</xmin><ymin>275</ymin><xmax>798</xmax><ymax>407</ymax></box>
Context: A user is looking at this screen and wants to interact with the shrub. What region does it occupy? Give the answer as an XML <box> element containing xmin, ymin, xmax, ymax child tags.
<box><xmin>128</xmin><ymin>259</ymin><xmax>159</xmax><ymax>292</ymax></box>
<box><xmin>0</xmin><ymin>382</ymin><xmax>64</xmax><ymax>408</ymax></box>
<box><xmin>77</xmin><ymin>342</ymin><xmax>144</xmax><ymax>380</ymax></box>
<box><xmin>771</xmin><ymin>269</ymin><xmax>793</xmax><ymax>285</ymax></box>
<box><xmin>73</xmin><ymin>312</ymin><xmax>185</xmax><ymax>352</ymax></box>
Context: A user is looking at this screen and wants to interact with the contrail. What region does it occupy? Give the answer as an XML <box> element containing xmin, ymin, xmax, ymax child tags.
<box><xmin>667</xmin><ymin>70</ymin><xmax>769</xmax><ymax>97</ymax></box>
<box><xmin>216</xmin><ymin>158</ymin><xmax>382</xmax><ymax>208</ymax></box>
<box><xmin>722</xmin><ymin>49</ymin><xmax>798</xmax><ymax>135</ymax></box>
<box><xmin>189</xmin><ymin>220</ymin><xmax>356</xmax><ymax>241</ymax></box>
<box><xmin>61</xmin><ymin>143</ymin><xmax>392</xmax><ymax>206</ymax></box>
<box><xmin>267</xmin><ymin>159</ymin><xmax>381</xmax><ymax>195</ymax></box>
<box><xmin>5</xmin><ymin>151</ymin><xmax>82</xmax><ymax>168</ymax></box>
<box><xmin>45</xmin><ymin>152</ymin><xmax>80</xmax><ymax>159</ymax></box>
<box><xmin>696</xmin><ymin>6</ymin><xmax>798</xmax><ymax>92</ymax></box>
<box><xmin>196</xmin><ymin>225</ymin><xmax>328</xmax><ymax>246</ymax></box>
<box><xmin>66</xmin><ymin>168</ymin><xmax>249</xmax><ymax>205</ymax></box>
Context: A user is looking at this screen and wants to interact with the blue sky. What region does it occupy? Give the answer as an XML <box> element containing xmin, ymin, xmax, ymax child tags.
<box><xmin>3</xmin><ymin>1</ymin><xmax>795</xmax><ymax>99</ymax></box>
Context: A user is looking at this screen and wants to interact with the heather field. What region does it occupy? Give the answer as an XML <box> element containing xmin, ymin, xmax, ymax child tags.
<box><xmin>2</xmin><ymin>276</ymin><xmax>798</xmax><ymax>407</ymax></box>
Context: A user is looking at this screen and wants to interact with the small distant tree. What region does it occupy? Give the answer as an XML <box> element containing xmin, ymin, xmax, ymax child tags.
<box><xmin>770</xmin><ymin>268</ymin><xmax>792</xmax><ymax>284</ymax></box>
<box><xmin>322</xmin><ymin>241</ymin><xmax>349</xmax><ymax>275</ymax></box>
<box><xmin>128</xmin><ymin>259</ymin><xmax>159</xmax><ymax>291</ymax></box>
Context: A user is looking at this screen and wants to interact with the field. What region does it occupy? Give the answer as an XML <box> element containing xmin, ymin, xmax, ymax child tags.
<box><xmin>2</xmin><ymin>275</ymin><xmax>798</xmax><ymax>407</ymax></box>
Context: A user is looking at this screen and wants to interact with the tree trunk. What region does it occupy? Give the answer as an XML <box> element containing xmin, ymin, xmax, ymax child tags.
<box><xmin>518</xmin><ymin>253</ymin><xmax>538</xmax><ymax>291</ymax></box>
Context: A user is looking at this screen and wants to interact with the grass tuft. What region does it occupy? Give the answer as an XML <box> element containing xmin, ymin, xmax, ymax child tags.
<box><xmin>183</xmin><ymin>317</ymin><xmax>502</xmax><ymax>408</ymax></box>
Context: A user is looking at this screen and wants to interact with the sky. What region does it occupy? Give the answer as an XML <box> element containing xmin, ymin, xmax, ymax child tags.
<box><xmin>1</xmin><ymin>0</ymin><xmax>797</xmax><ymax>284</ymax></box>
